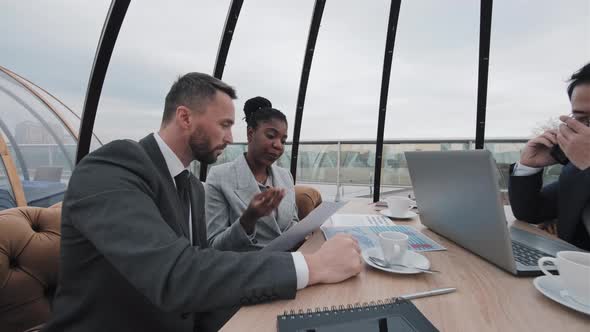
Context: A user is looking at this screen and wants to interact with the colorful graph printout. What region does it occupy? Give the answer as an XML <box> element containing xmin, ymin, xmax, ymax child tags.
<box><xmin>321</xmin><ymin>225</ymin><xmax>446</xmax><ymax>252</ymax></box>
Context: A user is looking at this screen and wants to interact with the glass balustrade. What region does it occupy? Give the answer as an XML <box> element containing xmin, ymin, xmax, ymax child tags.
<box><xmin>189</xmin><ymin>138</ymin><xmax>565</xmax><ymax>202</ymax></box>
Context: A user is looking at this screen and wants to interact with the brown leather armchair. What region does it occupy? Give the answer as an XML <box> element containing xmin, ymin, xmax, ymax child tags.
<box><xmin>294</xmin><ymin>185</ymin><xmax>323</xmax><ymax>219</ymax></box>
<box><xmin>0</xmin><ymin>204</ymin><xmax>61</xmax><ymax>332</ymax></box>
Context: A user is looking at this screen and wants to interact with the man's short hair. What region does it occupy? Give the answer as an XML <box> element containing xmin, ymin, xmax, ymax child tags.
<box><xmin>567</xmin><ymin>63</ymin><xmax>590</xmax><ymax>100</ymax></box>
<box><xmin>162</xmin><ymin>72</ymin><xmax>237</xmax><ymax>124</ymax></box>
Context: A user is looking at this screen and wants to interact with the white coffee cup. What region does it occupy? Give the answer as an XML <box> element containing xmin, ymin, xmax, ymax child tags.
<box><xmin>378</xmin><ymin>231</ymin><xmax>409</xmax><ymax>265</ymax></box>
<box><xmin>385</xmin><ymin>197</ymin><xmax>414</xmax><ymax>216</ymax></box>
<box><xmin>538</xmin><ymin>251</ymin><xmax>590</xmax><ymax>306</ymax></box>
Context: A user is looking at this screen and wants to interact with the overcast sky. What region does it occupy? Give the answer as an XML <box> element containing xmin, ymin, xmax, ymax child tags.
<box><xmin>1</xmin><ymin>0</ymin><xmax>589</xmax><ymax>143</ymax></box>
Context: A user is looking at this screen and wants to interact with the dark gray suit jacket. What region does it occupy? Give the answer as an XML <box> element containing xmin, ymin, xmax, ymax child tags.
<box><xmin>509</xmin><ymin>163</ymin><xmax>590</xmax><ymax>250</ymax></box>
<box><xmin>44</xmin><ymin>134</ymin><xmax>297</xmax><ymax>332</ymax></box>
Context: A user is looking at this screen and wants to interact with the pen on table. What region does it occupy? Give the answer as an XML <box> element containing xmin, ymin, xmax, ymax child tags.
<box><xmin>399</xmin><ymin>287</ymin><xmax>456</xmax><ymax>300</ymax></box>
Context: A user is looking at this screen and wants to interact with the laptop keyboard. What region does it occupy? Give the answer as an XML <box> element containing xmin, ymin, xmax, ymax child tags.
<box><xmin>511</xmin><ymin>241</ymin><xmax>553</xmax><ymax>266</ymax></box>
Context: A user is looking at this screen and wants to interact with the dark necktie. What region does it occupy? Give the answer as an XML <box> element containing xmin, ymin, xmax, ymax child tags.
<box><xmin>174</xmin><ymin>170</ymin><xmax>191</xmax><ymax>239</ymax></box>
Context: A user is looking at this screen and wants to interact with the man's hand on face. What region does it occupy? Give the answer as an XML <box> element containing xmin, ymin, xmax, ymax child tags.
<box><xmin>519</xmin><ymin>129</ymin><xmax>558</xmax><ymax>168</ymax></box>
<box><xmin>557</xmin><ymin>115</ymin><xmax>590</xmax><ymax>170</ymax></box>
<box><xmin>240</xmin><ymin>188</ymin><xmax>285</xmax><ymax>234</ymax></box>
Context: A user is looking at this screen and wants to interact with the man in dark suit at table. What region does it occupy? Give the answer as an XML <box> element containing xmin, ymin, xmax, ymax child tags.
<box><xmin>44</xmin><ymin>73</ymin><xmax>362</xmax><ymax>332</ymax></box>
<box><xmin>509</xmin><ymin>63</ymin><xmax>590</xmax><ymax>251</ymax></box>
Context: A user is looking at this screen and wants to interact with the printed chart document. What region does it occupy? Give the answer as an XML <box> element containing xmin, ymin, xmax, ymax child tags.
<box><xmin>321</xmin><ymin>224</ymin><xmax>446</xmax><ymax>253</ymax></box>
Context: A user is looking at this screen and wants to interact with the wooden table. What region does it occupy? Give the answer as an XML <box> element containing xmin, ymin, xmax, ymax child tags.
<box><xmin>222</xmin><ymin>200</ymin><xmax>590</xmax><ymax>331</ymax></box>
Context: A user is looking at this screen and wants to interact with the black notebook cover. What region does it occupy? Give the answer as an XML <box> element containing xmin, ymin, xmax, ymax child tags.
<box><xmin>277</xmin><ymin>298</ymin><xmax>438</xmax><ymax>332</ymax></box>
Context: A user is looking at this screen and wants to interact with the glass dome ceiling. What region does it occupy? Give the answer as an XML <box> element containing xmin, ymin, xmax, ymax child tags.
<box><xmin>1</xmin><ymin>0</ymin><xmax>588</xmax><ymax>202</ymax></box>
<box><xmin>0</xmin><ymin>66</ymin><xmax>102</xmax><ymax>210</ymax></box>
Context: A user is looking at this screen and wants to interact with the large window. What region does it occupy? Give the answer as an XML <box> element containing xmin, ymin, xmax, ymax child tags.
<box><xmin>297</xmin><ymin>0</ymin><xmax>389</xmax><ymax>198</ymax></box>
<box><xmin>378</xmin><ymin>0</ymin><xmax>480</xmax><ymax>199</ymax></box>
<box><xmin>486</xmin><ymin>0</ymin><xmax>590</xmax><ymax>186</ymax></box>
<box><xmin>95</xmin><ymin>1</ymin><xmax>232</xmax><ymax>144</ymax></box>
<box><xmin>216</xmin><ymin>0</ymin><xmax>314</xmax><ymax>170</ymax></box>
<box><xmin>3</xmin><ymin>1</ymin><xmax>586</xmax><ymax>203</ymax></box>
<box><xmin>0</xmin><ymin>71</ymin><xmax>77</xmax><ymax>208</ymax></box>
<box><xmin>383</xmin><ymin>1</ymin><xmax>480</xmax><ymax>140</ymax></box>
<box><xmin>0</xmin><ymin>1</ymin><xmax>110</xmax><ymax>114</ymax></box>
<box><xmin>0</xmin><ymin>2</ymin><xmax>109</xmax><ymax>208</ymax></box>
<box><xmin>487</xmin><ymin>0</ymin><xmax>590</xmax><ymax>139</ymax></box>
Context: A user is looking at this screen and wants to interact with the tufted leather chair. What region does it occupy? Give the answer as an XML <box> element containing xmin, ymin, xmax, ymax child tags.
<box><xmin>294</xmin><ymin>185</ymin><xmax>323</xmax><ymax>220</ymax></box>
<box><xmin>0</xmin><ymin>204</ymin><xmax>61</xmax><ymax>332</ymax></box>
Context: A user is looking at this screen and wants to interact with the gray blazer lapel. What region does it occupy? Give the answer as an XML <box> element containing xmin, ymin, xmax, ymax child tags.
<box><xmin>233</xmin><ymin>155</ymin><xmax>282</xmax><ymax>236</ymax></box>
<box><xmin>233</xmin><ymin>154</ymin><xmax>259</xmax><ymax>207</ymax></box>
<box><xmin>271</xmin><ymin>165</ymin><xmax>297</xmax><ymax>230</ymax></box>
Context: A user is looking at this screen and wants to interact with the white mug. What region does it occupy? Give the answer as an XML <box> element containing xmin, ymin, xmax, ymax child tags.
<box><xmin>385</xmin><ymin>197</ymin><xmax>414</xmax><ymax>216</ymax></box>
<box><xmin>378</xmin><ymin>231</ymin><xmax>408</xmax><ymax>265</ymax></box>
<box><xmin>538</xmin><ymin>251</ymin><xmax>590</xmax><ymax>306</ymax></box>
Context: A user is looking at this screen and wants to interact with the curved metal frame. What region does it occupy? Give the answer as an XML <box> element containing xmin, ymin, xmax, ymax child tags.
<box><xmin>0</xmin><ymin>118</ymin><xmax>30</xmax><ymax>180</ymax></box>
<box><xmin>199</xmin><ymin>0</ymin><xmax>245</xmax><ymax>181</ymax></box>
<box><xmin>475</xmin><ymin>0</ymin><xmax>493</xmax><ymax>149</ymax></box>
<box><xmin>73</xmin><ymin>1</ymin><xmax>496</xmax><ymax>200</ymax></box>
<box><xmin>213</xmin><ymin>0</ymin><xmax>245</xmax><ymax>79</ymax></box>
<box><xmin>373</xmin><ymin>0</ymin><xmax>403</xmax><ymax>203</ymax></box>
<box><xmin>0</xmin><ymin>133</ymin><xmax>27</xmax><ymax>207</ymax></box>
<box><xmin>0</xmin><ymin>86</ymin><xmax>75</xmax><ymax>170</ymax></box>
<box><xmin>289</xmin><ymin>0</ymin><xmax>326</xmax><ymax>183</ymax></box>
<box><xmin>0</xmin><ymin>65</ymin><xmax>104</xmax><ymax>146</ymax></box>
<box><xmin>0</xmin><ymin>66</ymin><xmax>79</xmax><ymax>142</ymax></box>
<box><xmin>76</xmin><ymin>0</ymin><xmax>130</xmax><ymax>164</ymax></box>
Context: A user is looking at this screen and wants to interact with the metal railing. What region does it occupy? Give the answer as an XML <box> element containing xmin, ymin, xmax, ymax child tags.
<box><xmin>193</xmin><ymin>138</ymin><xmax>561</xmax><ymax>200</ymax></box>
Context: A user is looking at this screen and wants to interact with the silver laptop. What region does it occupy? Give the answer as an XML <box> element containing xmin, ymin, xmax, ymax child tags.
<box><xmin>405</xmin><ymin>150</ymin><xmax>583</xmax><ymax>276</ymax></box>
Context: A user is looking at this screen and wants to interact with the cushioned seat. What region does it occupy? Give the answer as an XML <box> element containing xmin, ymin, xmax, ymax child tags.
<box><xmin>294</xmin><ymin>185</ymin><xmax>322</xmax><ymax>219</ymax></box>
<box><xmin>0</xmin><ymin>205</ymin><xmax>61</xmax><ymax>332</ymax></box>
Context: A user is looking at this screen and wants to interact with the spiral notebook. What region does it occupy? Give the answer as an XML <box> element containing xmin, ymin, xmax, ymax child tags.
<box><xmin>277</xmin><ymin>298</ymin><xmax>438</xmax><ymax>332</ymax></box>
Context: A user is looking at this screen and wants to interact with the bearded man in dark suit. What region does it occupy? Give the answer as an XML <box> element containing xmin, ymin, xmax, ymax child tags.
<box><xmin>44</xmin><ymin>73</ymin><xmax>362</xmax><ymax>332</ymax></box>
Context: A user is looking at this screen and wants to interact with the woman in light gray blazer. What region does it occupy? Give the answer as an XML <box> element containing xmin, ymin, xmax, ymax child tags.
<box><xmin>206</xmin><ymin>97</ymin><xmax>298</xmax><ymax>251</ymax></box>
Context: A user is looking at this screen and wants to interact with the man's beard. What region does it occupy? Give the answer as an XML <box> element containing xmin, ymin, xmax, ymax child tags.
<box><xmin>189</xmin><ymin>130</ymin><xmax>224</xmax><ymax>164</ymax></box>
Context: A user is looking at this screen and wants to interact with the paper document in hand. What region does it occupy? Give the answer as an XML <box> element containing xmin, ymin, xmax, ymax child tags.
<box><xmin>324</xmin><ymin>213</ymin><xmax>395</xmax><ymax>227</ymax></box>
<box><xmin>321</xmin><ymin>225</ymin><xmax>446</xmax><ymax>252</ymax></box>
<box><xmin>261</xmin><ymin>201</ymin><xmax>347</xmax><ymax>252</ymax></box>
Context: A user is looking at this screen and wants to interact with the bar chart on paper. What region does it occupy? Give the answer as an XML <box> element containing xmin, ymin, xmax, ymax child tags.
<box><xmin>321</xmin><ymin>225</ymin><xmax>446</xmax><ymax>252</ymax></box>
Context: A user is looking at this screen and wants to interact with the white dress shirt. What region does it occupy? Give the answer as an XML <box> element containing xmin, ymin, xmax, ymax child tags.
<box><xmin>154</xmin><ymin>132</ymin><xmax>193</xmax><ymax>244</ymax></box>
<box><xmin>153</xmin><ymin>132</ymin><xmax>309</xmax><ymax>289</ymax></box>
<box><xmin>512</xmin><ymin>162</ymin><xmax>543</xmax><ymax>176</ymax></box>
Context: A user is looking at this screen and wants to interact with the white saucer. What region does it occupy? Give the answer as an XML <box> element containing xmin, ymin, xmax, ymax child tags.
<box><xmin>380</xmin><ymin>209</ymin><xmax>418</xmax><ymax>219</ymax></box>
<box><xmin>362</xmin><ymin>247</ymin><xmax>430</xmax><ymax>274</ymax></box>
<box><xmin>533</xmin><ymin>275</ymin><xmax>590</xmax><ymax>315</ymax></box>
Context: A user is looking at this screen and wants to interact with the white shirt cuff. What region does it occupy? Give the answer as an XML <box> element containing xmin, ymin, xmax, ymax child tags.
<box><xmin>513</xmin><ymin>162</ymin><xmax>543</xmax><ymax>176</ymax></box>
<box><xmin>291</xmin><ymin>252</ymin><xmax>309</xmax><ymax>290</ymax></box>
